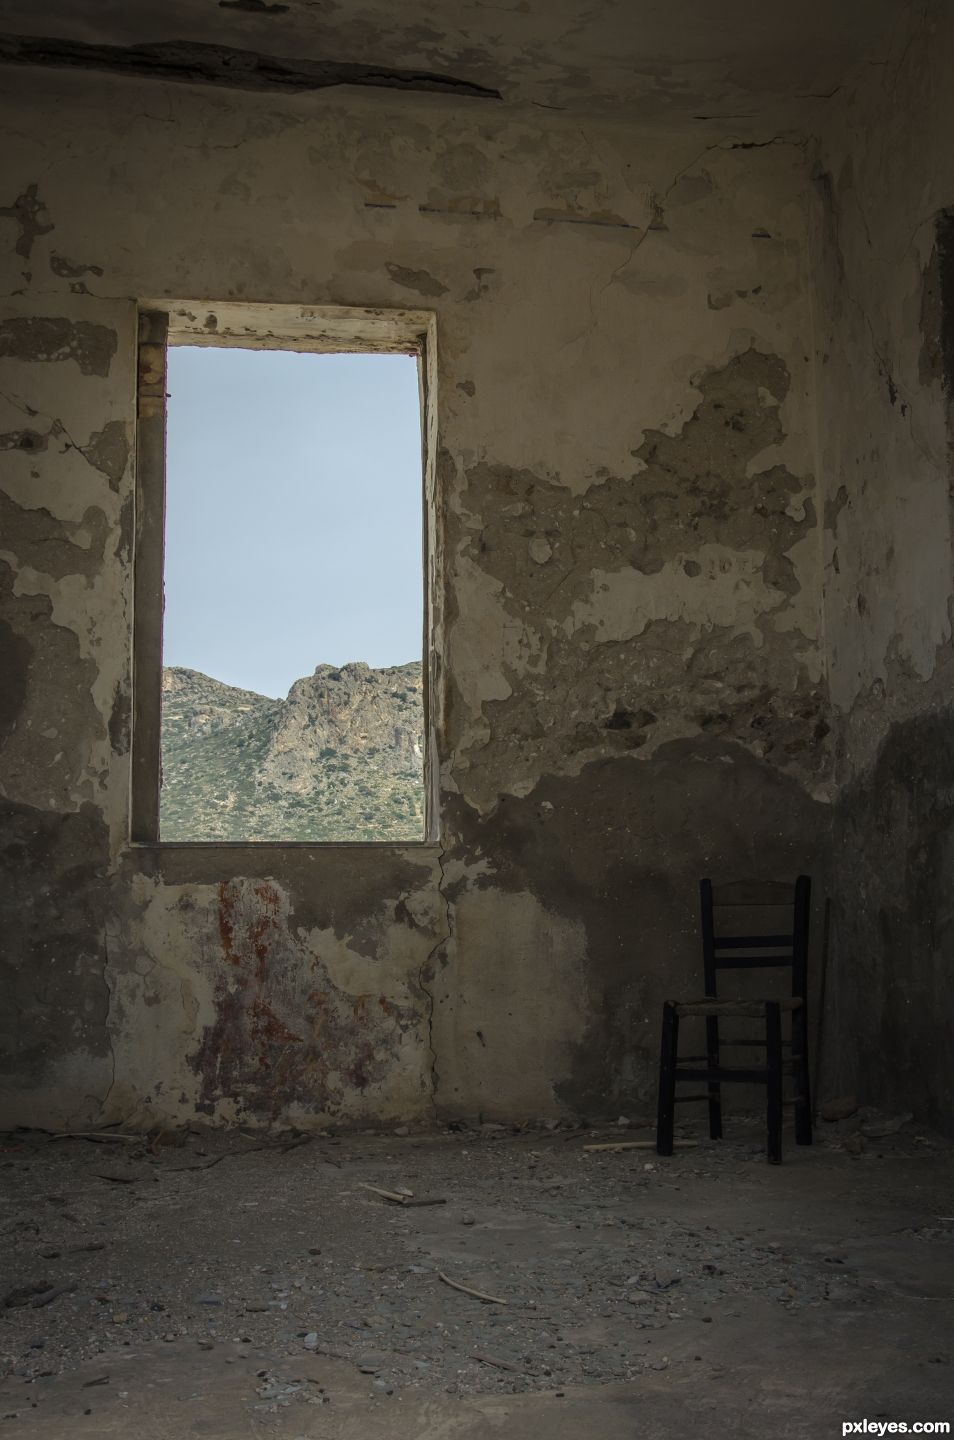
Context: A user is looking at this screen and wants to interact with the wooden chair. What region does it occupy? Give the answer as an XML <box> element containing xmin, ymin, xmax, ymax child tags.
<box><xmin>656</xmin><ymin>876</ymin><xmax>812</xmax><ymax>1164</ymax></box>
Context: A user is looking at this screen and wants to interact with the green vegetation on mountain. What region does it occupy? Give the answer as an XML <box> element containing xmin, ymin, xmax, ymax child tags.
<box><xmin>160</xmin><ymin>660</ymin><xmax>425</xmax><ymax>842</ymax></box>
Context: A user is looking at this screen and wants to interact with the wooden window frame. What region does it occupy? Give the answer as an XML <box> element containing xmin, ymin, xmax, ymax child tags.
<box><xmin>131</xmin><ymin>300</ymin><xmax>440</xmax><ymax>848</ymax></box>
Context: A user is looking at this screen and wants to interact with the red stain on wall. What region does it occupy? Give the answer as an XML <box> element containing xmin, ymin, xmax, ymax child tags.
<box><xmin>189</xmin><ymin>880</ymin><xmax>416</xmax><ymax>1121</ymax></box>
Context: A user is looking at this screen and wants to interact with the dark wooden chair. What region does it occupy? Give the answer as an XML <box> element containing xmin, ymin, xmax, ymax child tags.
<box><xmin>656</xmin><ymin>876</ymin><xmax>812</xmax><ymax>1164</ymax></box>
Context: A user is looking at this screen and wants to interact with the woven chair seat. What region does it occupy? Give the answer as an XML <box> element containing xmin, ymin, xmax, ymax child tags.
<box><xmin>671</xmin><ymin>996</ymin><xmax>804</xmax><ymax>1019</ymax></box>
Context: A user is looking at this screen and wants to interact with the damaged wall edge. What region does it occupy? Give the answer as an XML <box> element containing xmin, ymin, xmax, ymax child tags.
<box><xmin>0</xmin><ymin>34</ymin><xmax>503</xmax><ymax>101</ymax></box>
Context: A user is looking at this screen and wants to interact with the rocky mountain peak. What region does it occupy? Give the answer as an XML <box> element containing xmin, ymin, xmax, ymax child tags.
<box><xmin>160</xmin><ymin>660</ymin><xmax>424</xmax><ymax>842</ymax></box>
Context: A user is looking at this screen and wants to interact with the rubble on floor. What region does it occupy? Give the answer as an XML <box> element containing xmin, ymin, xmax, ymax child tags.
<box><xmin>0</xmin><ymin>1114</ymin><xmax>951</xmax><ymax>1432</ymax></box>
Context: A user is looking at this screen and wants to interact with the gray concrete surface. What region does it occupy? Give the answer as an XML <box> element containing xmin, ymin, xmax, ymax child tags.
<box><xmin>1</xmin><ymin>1117</ymin><xmax>951</xmax><ymax>1437</ymax></box>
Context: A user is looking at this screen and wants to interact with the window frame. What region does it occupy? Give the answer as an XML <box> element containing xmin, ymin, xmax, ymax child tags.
<box><xmin>131</xmin><ymin>300</ymin><xmax>440</xmax><ymax>848</ymax></box>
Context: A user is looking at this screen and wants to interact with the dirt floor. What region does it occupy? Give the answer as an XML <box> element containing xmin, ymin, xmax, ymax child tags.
<box><xmin>0</xmin><ymin>1110</ymin><xmax>952</xmax><ymax>1438</ymax></box>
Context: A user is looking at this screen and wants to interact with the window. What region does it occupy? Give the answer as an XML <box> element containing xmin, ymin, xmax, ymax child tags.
<box><xmin>133</xmin><ymin>303</ymin><xmax>438</xmax><ymax>845</ymax></box>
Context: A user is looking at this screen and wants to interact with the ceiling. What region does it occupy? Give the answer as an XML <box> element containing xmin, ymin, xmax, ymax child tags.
<box><xmin>0</xmin><ymin>0</ymin><xmax>910</xmax><ymax>122</ymax></box>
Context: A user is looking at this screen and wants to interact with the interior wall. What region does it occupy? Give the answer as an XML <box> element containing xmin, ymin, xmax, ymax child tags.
<box><xmin>813</xmin><ymin>2</ymin><xmax>954</xmax><ymax>1131</ymax></box>
<box><xmin>0</xmin><ymin>66</ymin><xmax>828</xmax><ymax>1131</ymax></box>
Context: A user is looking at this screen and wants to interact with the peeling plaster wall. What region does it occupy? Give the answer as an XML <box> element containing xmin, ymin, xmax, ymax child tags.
<box><xmin>0</xmin><ymin>65</ymin><xmax>828</xmax><ymax>1130</ymax></box>
<box><xmin>0</xmin><ymin>0</ymin><xmax>904</xmax><ymax>123</ymax></box>
<box><xmin>813</xmin><ymin>3</ymin><xmax>954</xmax><ymax>1132</ymax></box>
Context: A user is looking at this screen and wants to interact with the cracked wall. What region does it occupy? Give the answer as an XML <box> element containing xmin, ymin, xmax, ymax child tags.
<box><xmin>0</xmin><ymin>63</ymin><xmax>827</xmax><ymax>1129</ymax></box>
<box><xmin>812</xmin><ymin>2</ymin><xmax>954</xmax><ymax>1132</ymax></box>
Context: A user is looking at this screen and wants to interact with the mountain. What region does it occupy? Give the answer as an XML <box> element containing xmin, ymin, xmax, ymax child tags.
<box><xmin>160</xmin><ymin>661</ymin><xmax>425</xmax><ymax>842</ymax></box>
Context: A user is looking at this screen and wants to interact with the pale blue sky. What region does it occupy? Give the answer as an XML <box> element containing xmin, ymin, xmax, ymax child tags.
<box><xmin>164</xmin><ymin>346</ymin><xmax>423</xmax><ymax>699</ymax></box>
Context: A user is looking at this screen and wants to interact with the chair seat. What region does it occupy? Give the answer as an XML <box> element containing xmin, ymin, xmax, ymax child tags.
<box><xmin>670</xmin><ymin>996</ymin><xmax>804</xmax><ymax>1018</ymax></box>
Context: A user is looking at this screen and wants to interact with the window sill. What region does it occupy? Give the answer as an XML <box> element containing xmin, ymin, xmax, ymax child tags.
<box><xmin>126</xmin><ymin>839</ymin><xmax>441</xmax><ymax>851</ymax></box>
<box><xmin>122</xmin><ymin>838</ymin><xmax>444</xmax><ymax>885</ymax></box>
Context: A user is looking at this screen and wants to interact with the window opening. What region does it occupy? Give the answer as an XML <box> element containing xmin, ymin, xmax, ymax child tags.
<box><xmin>133</xmin><ymin>306</ymin><xmax>434</xmax><ymax>845</ymax></box>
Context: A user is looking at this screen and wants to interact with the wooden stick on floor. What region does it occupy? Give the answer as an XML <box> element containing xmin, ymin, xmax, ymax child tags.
<box><xmin>438</xmin><ymin>1272</ymin><xmax>508</xmax><ymax>1304</ymax></box>
<box><xmin>582</xmin><ymin>1140</ymin><xmax>699</xmax><ymax>1152</ymax></box>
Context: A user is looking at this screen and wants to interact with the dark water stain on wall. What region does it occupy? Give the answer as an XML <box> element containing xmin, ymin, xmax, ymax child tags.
<box><xmin>0</xmin><ymin>619</ymin><xmax>30</xmax><ymax>742</ymax></box>
<box><xmin>832</xmin><ymin>707</ymin><xmax>954</xmax><ymax>1133</ymax></box>
<box><xmin>0</xmin><ymin>183</ymin><xmax>53</xmax><ymax>260</ymax></box>
<box><xmin>445</xmin><ymin>741</ymin><xmax>829</xmax><ymax>1116</ymax></box>
<box><xmin>933</xmin><ymin>207</ymin><xmax>954</xmax><ymax>411</ymax></box>
<box><xmin>0</xmin><ymin>798</ymin><xmax>112</xmax><ymax>1085</ymax></box>
<box><xmin>0</xmin><ymin>560</ymin><xmax>107</xmax><ymax>802</ymax></box>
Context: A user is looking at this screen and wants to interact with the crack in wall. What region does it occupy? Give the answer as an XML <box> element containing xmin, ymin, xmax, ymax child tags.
<box><xmin>556</xmin><ymin>132</ymin><xmax>809</xmax><ymax>350</ymax></box>
<box><xmin>0</xmin><ymin>387</ymin><xmax>128</xmax><ymax>486</ymax></box>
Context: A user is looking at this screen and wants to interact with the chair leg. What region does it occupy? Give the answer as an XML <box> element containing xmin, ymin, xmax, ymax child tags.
<box><xmin>794</xmin><ymin>1005</ymin><xmax>813</xmax><ymax>1145</ymax></box>
<box><xmin>705</xmin><ymin>1013</ymin><xmax>723</xmax><ymax>1140</ymax></box>
<box><xmin>765</xmin><ymin>1000</ymin><xmax>783</xmax><ymax>1164</ymax></box>
<box><xmin>656</xmin><ymin>1003</ymin><xmax>678</xmax><ymax>1156</ymax></box>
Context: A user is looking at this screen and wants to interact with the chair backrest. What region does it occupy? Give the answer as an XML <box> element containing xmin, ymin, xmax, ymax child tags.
<box><xmin>700</xmin><ymin>876</ymin><xmax>811</xmax><ymax>1001</ymax></box>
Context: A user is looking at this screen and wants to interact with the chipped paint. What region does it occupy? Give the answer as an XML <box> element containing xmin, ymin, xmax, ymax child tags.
<box><xmin>187</xmin><ymin>879</ymin><xmax>423</xmax><ymax>1120</ymax></box>
<box><xmin>1</xmin><ymin>63</ymin><xmax>832</xmax><ymax>1130</ymax></box>
<box><xmin>385</xmin><ymin>262</ymin><xmax>449</xmax><ymax>297</ymax></box>
<box><xmin>0</xmin><ymin>316</ymin><xmax>117</xmax><ymax>376</ymax></box>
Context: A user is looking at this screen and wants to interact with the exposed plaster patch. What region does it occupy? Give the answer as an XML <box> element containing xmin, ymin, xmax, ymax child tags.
<box><xmin>0</xmin><ymin>400</ymin><xmax>128</xmax><ymax>522</ymax></box>
<box><xmin>49</xmin><ymin>253</ymin><xmax>104</xmax><ymax>280</ymax></box>
<box><xmin>446</xmin><ymin>550</ymin><xmax>545</xmax><ymax>756</ymax></box>
<box><xmin>0</xmin><ymin>493</ymin><xmax>109</xmax><ymax>581</ymax></box>
<box><xmin>82</xmin><ymin>420</ymin><xmax>129</xmax><ymax>490</ymax></box>
<box><xmin>565</xmin><ymin>548</ymin><xmax>784</xmax><ymax>645</ymax></box>
<box><xmin>0</xmin><ymin>184</ymin><xmax>53</xmax><ymax>260</ymax></box>
<box><xmin>0</xmin><ymin>316</ymin><xmax>117</xmax><ymax>376</ymax></box>
<box><xmin>385</xmin><ymin>262</ymin><xmax>448</xmax><ymax>297</ymax></box>
<box><xmin>455</xmin><ymin>616</ymin><xmax>827</xmax><ymax>812</ymax></box>
<box><xmin>448</xmin><ymin>349</ymin><xmax>821</xmax><ymax>809</ymax></box>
